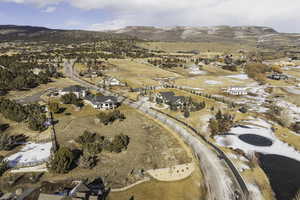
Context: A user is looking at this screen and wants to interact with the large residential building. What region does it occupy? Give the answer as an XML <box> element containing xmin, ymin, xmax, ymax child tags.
<box><xmin>267</xmin><ymin>73</ymin><xmax>288</xmax><ymax>80</ymax></box>
<box><xmin>60</xmin><ymin>85</ymin><xmax>88</xmax><ymax>98</ymax></box>
<box><xmin>156</xmin><ymin>91</ymin><xmax>186</xmax><ymax>108</ymax></box>
<box><xmin>85</xmin><ymin>94</ymin><xmax>118</xmax><ymax>110</ymax></box>
<box><xmin>224</xmin><ymin>86</ymin><xmax>248</xmax><ymax>96</ymax></box>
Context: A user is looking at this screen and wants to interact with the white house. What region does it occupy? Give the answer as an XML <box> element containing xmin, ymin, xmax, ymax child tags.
<box><xmin>100</xmin><ymin>77</ymin><xmax>125</xmax><ymax>86</ymax></box>
<box><xmin>224</xmin><ymin>86</ymin><xmax>248</xmax><ymax>96</ymax></box>
<box><xmin>60</xmin><ymin>85</ymin><xmax>88</xmax><ymax>98</ymax></box>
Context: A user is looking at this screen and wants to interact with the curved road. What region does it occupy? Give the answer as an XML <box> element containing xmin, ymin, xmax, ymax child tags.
<box><xmin>63</xmin><ymin>59</ymin><xmax>251</xmax><ymax>200</ymax></box>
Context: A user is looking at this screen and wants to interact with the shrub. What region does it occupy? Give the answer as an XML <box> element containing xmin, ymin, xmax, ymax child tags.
<box><xmin>290</xmin><ymin>122</ymin><xmax>300</xmax><ymax>134</ymax></box>
<box><xmin>239</xmin><ymin>107</ymin><xmax>248</xmax><ymax>113</ymax></box>
<box><xmin>83</xmin><ymin>143</ymin><xmax>102</xmax><ymax>155</ymax></box>
<box><xmin>28</xmin><ymin>114</ymin><xmax>47</xmax><ymax>132</ymax></box>
<box><xmin>0</xmin><ymin>133</ymin><xmax>27</xmax><ymax>151</ymax></box>
<box><xmin>209</xmin><ymin>110</ymin><xmax>234</xmax><ymax>137</ymax></box>
<box><xmin>267</xmin><ymin>105</ymin><xmax>293</xmax><ymax>128</ymax></box>
<box><xmin>271</xmin><ymin>65</ymin><xmax>283</xmax><ymax>74</ymax></box>
<box><xmin>0</xmin><ymin>124</ymin><xmax>9</xmax><ymax>133</ymax></box>
<box><xmin>48</xmin><ymin>147</ymin><xmax>75</xmax><ymax>174</ymax></box>
<box><xmin>97</xmin><ymin>110</ymin><xmax>125</xmax><ymax>125</ymax></box>
<box><xmin>78</xmin><ymin>152</ymin><xmax>97</xmax><ymax>169</ymax></box>
<box><xmin>245</xmin><ymin>63</ymin><xmax>270</xmax><ymax>84</ymax></box>
<box><xmin>184</xmin><ymin>110</ymin><xmax>190</xmax><ymax>118</ymax></box>
<box><xmin>48</xmin><ymin>102</ymin><xmax>60</xmax><ymax>113</ymax></box>
<box><xmin>0</xmin><ymin>160</ymin><xmax>8</xmax><ymax>177</ymax></box>
<box><xmin>75</xmin><ymin>131</ymin><xmax>96</xmax><ymax>145</ymax></box>
<box><xmin>105</xmin><ymin>134</ymin><xmax>130</xmax><ymax>153</ymax></box>
<box><xmin>60</xmin><ymin>93</ymin><xmax>83</xmax><ymax>107</ymax></box>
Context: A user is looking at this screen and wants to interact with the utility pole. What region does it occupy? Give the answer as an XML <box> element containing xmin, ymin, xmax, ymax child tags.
<box><xmin>49</xmin><ymin>111</ymin><xmax>58</xmax><ymax>154</ymax></box>
<box><xmin>47</xmin><ymin>97</ymin><xmax>58</xmax><ymax>155</ymax></box>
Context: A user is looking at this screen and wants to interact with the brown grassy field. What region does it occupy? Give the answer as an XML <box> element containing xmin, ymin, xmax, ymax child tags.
<box><xmin>273</xmin><ymin>126</ymin><xmax>300</xmax><ymax>151</ymax></box>
<box><xmin>6</xmin><ymin>78</ymin><xmax>78</xmax><ymax>100</ymax></box>
<box><xmin>106</xmin><ymin>59</ymin><xmax>181</xmax><ymax>88</ymax></box>
<box><xmin>108</xmin><ymin>165</ymin><xmax>205</xmax><ymax>200</ymax></box>
<box><xmin>138</xmin><ymin>41</ymin><xmax>256</xmax><ymax>53</ymax></box>
<box><xmin>47</xmin><ymin>104</ymin><xmax>193</xmax><ymax>187</ymax></box>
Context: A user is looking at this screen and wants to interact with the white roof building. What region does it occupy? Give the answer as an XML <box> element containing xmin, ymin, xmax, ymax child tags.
<box><xmin>224</xmin><ymin>86</ymin><xmax>248</xmax><ymax>96</ymax></box>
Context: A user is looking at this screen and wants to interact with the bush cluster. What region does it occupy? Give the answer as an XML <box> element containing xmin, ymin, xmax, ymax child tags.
<box><xmin>209</xmin><ymin>110</ymin><xmax>235</xmax><ymax>137</ymax></box>
<box><xmin>97</xmin><ymin>110</ymin><xmax>125</xmax><ymax>125</ymax></box>
<box><xmin>75</xmin><ymin>131</ymin><xmax>130</xmax><ymax>154</ymax></box>
<box><xmin>47</xmin><ymin>147</ymin><xmax>75</xmax><ymax>174</ymax></box>
<box><xmin>0</xmin><ymin>98</ymin><xmax>47</xmax><ymax>131</ymax></box>
<box><xmin>245</xmin><ymin>63</ymin><xmax>271</xmax><ymax>84</ymax></box>
<box><xmin>60</xmin><ymin>93</ymin><xmax>83</xmax><ymax>107</ymax></box>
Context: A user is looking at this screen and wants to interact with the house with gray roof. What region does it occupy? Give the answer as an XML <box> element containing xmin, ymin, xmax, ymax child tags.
<box><xmin>267</xmin><ymin>73</ymin><xmax>288</xmax><ymax>80</ymax></box>
<box><xmin>84</xmin><ymin>94</ymin><xmax>118</xmax><ymax>110</ymax></box>
<box><xmin>156</xmin><ymin>91</ymin><xmax>186</xmax><ymax>108</ymax></box>
<box><xmin>60</xmin><ymin>85</ymin><xmax>88</xmax><ymax>98</ymax></box>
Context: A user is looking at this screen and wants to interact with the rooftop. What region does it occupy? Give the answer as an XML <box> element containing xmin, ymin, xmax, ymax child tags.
<box><xmin>62</xmin><ymin>85</ymin><xmax>87</xmax><ymax>93</ymax></box>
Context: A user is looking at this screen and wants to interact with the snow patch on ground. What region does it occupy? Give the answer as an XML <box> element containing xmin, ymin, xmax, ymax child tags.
<box><xmin>284</xmin><ymin>87</ymin><xmax>300</xmax><ymax>95</ymax></box>
<box><xmin>247</xmin><ymin>184</ymin><xmax>263</xmax><ymax>200</ymax></box>
<box><xmin>205</xmin><ymin>80</ymin><xmax>222</xmax><ymax>85</ymax></box>
<box><xmin>226</xmin><ymin>74</ymin><xmax>249</xmax><ymax>80</ymax></box>
<box><xmin>10</xmin><ymin>164</ymin><xmax>48</xmax><ymax>173</ymax></box>
<box><xmin>275</xmin><ymin>99</ymin><xmax>300</xmax><ymax>121</ymax></box>
<box><xmin>189</xmin><ymin>65</ymin><xmax>207</xmax><ymax>75</ymax></box>
<box><xmin>238</xmin><ymin>84</ymin><xmax>270</xmax><ymax>113</ymax></box>
<box><xmin>6</xmin><ymin>142</ymin><xmax>52</xmax><ymax>168</ymax></box>
<box><xmin>215</xmin><ymin>119</ymin><xmax>300</xmax><ymax>161</ymax></box>
<box><xmin>199</xmin><ymin>114</ymin><xmax>212</xmax><ymax>134</ymax></box>
<box><xmin>237</xmin><ymin>162</ymin><xmax>250</xmax><ymax>172</ymax></box>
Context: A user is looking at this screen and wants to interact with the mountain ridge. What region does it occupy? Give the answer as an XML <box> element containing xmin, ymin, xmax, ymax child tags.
<box><xmin>0</xmin><ymin>25</ymin><xmax>300</xmax><ymax>50</ymax></box>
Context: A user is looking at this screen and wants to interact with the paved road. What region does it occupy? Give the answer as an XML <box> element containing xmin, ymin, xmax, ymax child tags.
<box><xmin>63</xmin><ymin>60</ymin><xmax>251</xmax><ymax>200</ymax></box>
<box><xmin>15</xmin><ymin>91</ymin><xmax>45</xmax><ymax>104</ymax></box>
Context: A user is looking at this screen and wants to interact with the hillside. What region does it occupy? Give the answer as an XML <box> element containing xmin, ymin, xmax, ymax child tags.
<box><xmin>109</xmin><ymin>26</ymin><xmax>300</xmax><ymax>50</ymax></box>
<box><xmin>0</xmin><ymin>25</ymin><xmax>135</xmax><ymax>43</ymax></box>
<box><xmin>1</xmin><ymin>25</ymin><xmax>300</xmax><ymax>51</ymax></box>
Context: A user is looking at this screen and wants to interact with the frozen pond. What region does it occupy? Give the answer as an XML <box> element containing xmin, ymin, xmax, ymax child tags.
<box><xmin>238</xmin><ymin>134</ymin><xmax>273</xmax><ymax>147</ymax></box>
<box><xmin>259</xmin><ymin>154</ymin><xmax>300</xmax><ymax>200</ymax></box>
<box><xmin>215</xmin><ymin>119</ymin><xmax>300</xmax><ymax>161</ymax></box>
<box><xmin>215</xmin><ymin>119</ymin><xmax>300</xmax><ymax>200</ymax></box>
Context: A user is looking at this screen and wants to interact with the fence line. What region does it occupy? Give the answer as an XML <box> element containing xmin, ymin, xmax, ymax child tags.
<box><xmin>150</xmin><ymin>107</ymin><xmax>249</xmax><ymax>198</ymax></box>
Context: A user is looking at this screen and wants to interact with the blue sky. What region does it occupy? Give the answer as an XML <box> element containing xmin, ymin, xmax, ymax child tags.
<box><xmin>0</xmin><ymin>2</ymin><xmax>111</xmax><ymax>30</ymax></box>
<box><xmin>0</xmin><ymin>0</ymin><xmax>299</xmax><ymax>32</ymax></box>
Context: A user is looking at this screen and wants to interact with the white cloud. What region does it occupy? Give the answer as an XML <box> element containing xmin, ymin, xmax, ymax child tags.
<box><xmin>42</xmin><ymin>6</ymin><xmax>56</xmax><ymax>13</ymax></box>
<box><xmin>0</xmin><ymin>0</ymin><xmax>62</xmax><ymax>7</ymax></box>
<box><xmin>64</xmin><ymin>20</ymin><xmax>82</xmax><ymax>27</ymax></box>
<box><xmin>59</xmin><ymin>0</ymin><xmax>300</xmax><ymax>32</ymax></box>
<box><xmin>88</xmin><ymin>18</ymin><xmax>131</xmax><ymax>31</ymax></box>
<box><xmin>1</xmin><ymin>0</ymin><xmax>300</xmax><ymax>32</ymax></box>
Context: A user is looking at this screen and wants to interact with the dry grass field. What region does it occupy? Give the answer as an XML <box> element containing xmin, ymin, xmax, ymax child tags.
<box><xmin>108</xmin><ymin>165</ymin><xmax>205</xmax><ymax>200</ymax></box>
<box><xmin>172</xmin><ymin>66</ymin><xmax>255</xmax><ymax>93</ymax></box>
<box><xmin>273</xmin><ymin>126</ymin><xmax>300</xmax><ymax>151</ymax></box>
<box><xmin>242</xmin><ymin>165</ymin><xmax>275</xmax><ymax>200</ymax></box>
<box><xmin>106</xmin><ymin>59</ymin><xmax>181</xmax><ymax>88</ymax></box>
<box><xmin>6</xmin><ymin>78</ymin><xmax>77</xmax><ymax>100</ymax></box>
<box><xmin>48</xmin><ymin>104</ymin><xmax>193</xmax><ymax>188</ymax></box>
<box><xmin>138</xmin><ymin>41</ymin><xmax>256</xmax><ymax>53</ymax></box>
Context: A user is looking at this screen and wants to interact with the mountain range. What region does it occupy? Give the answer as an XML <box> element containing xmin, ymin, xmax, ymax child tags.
<box><xmin>1</xmin><ymin>25</ymin><xmax>300</xmax><ymax>50</ymax></box>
